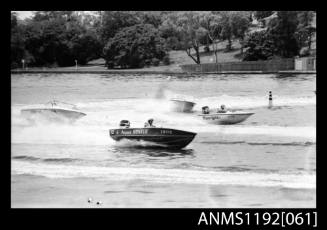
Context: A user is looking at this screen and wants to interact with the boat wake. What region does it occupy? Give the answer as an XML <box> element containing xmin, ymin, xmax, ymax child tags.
<box><xmin>194</xmin><ymin>94</ymin><xmax>315</xmax><ymax>110</ymax></box>
<box><xmin>11</xmin><ymin>123</ymin><xmax>110</xmax><ymax>146</ymax></box>
<box><xmin>11</xmin><ymin>93</ymin><xmax>315</xmax><ymax>147</ymax></box>
<box><xmin>12</xmin><ymin>160</ymin><xmax>316</xmax><ymax>189</ymax></box>
<box><xmin>113</xmin><ymin>139</ymin><xmax>168</xmax><ymax>148</ymax></box>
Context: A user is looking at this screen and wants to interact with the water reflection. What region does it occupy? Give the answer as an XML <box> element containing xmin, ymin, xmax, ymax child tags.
<box><xmin>274</xmin><ymin>73</ymin><xmax>315</xmax><ymax>80</ymax></box>
<box><xmin>109</xmin><ymin>146</ymin><xmax>195</xmax><ymax>158</ymax></box>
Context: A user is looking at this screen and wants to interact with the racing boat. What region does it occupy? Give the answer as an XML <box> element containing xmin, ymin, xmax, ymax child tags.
<box><xmin>20</xmin><ymin>100</ymin><xmax>86</xmax><ymax>122</ymax></box>
<box><xmin>109</xmin><ymin>120</ymin><xmax>196</xmax><ymax>149</ymax></box>
<box><xmin>170</xmin><ymin>98</ymin><xmax>196</xmax><ymax>112</ymax></box>
<box><xmin>199</xmin><ymin>106</ymin><xmax>254</xmax><ymax>125</ymax></box>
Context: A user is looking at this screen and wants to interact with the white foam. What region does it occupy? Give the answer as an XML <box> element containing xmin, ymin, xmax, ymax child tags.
<box><xmin>12</xmin><ymin>161</ymin><xmax>316</xmax><ymax>189</ymax></box>
<box><xmin>11</xmin><ymin>123</ymin><xmax>111</xmax><ymax>146</ymax></box>
<box><xmin>11</xmin><ymin>94</ymin><xmax>316</xmax><ymax>146</ymax></box>
<box><xmin>195</xmin><ymin>94</ymin><xmax>315</xmax><ymax>110</ymax></box>
<box><xmin>209</xmin><ymin>125</ymin><xmax>316</xmax><ymax>139</ymax></box>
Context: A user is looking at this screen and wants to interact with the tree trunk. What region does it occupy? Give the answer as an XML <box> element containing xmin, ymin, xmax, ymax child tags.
<box><xmin>205</xmin><ymin>35</ymin><xmax>210</xmax><ymax>52</ymax></box>
<box><xmin>226</xmin><ymin>38</ymin><xmax>232</xmax><ymax>51</ymax></box>
<box><xmin>213</xmin><ymin>42</ymin><xmax>218</xmax><ymax>63</ymax></box>
<box><xmin>194</xmin><ymin>45</ymin><xmax>200</xmax><ymax>64</ymax></box>
<box><xmin>215</xmin><ymin>50</ymin><xmax>219</xmax><ymax>73</ymax></box>
<box><xmin>186</xmin><ymin>48</ymin><xmax>200</xmax><ymax>64</ymax></box>
<box><xmin>212</xmin><ymin>41</ymin><xmax>218</xmax><ymax>72</ymax></box>
<box><xmin>214</xmin><ymin>50</ymin><xmax>218</xmax><ymax>64</ymax></box>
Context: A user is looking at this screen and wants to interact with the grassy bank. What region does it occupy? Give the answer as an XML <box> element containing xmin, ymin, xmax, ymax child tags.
<box><xmin>13</xmin><ymin>40</ymin><xmax>244</xmax><ymax>72</ymax></box>
<box><xmin>12</xmin><ymin>39</ymin><xmax>315</xmax><ymax>74</ymax></box>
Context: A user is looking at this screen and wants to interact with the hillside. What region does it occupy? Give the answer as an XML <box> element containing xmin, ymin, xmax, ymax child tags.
<box><xmin>83</xmin><ymin>40</ymin><xmax>244</xmax><ymax>72</ymax></box>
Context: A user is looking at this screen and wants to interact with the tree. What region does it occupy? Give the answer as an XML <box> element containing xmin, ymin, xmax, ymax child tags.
<box><xmin>11</xmin><ymin>11</ymin><xmax>102</xmax><ymax>67</ymax></box>
<box><xmin>137</xmin><ymin>11</ymin><xmax>163</xmax><ymax>28</ymax></box>
<box><xmin>160</xmin><ymin>11</ymin><xmax>207</xmax><ymax>64</ymax></box>
<box><xmin>26</xmin><ymin>15</ymin><xmax>72</xmax><ymax>66</ymax></box>
<box><xmin>254</xmin><ymin>11</ymin><xmax>273</xmax><ymax>21</ymax></box>
<box><xmin>296</xmin><ymin>11</ymin><xmax>316</xmax><ymax>51</ymax></box>
<box><xmin>98</xmin><ymin>11</ymin><xmax>140</xmax><ymax>45</ymax></box>
<box><xmin>254</xmin><ymin>11</ymin><xmax>274</xmax><ymax>27</ymax></box>
<box><xmin>159</xmin><ymin>13</ymin><xmax>184</xmax><ymax>50</ymax></box>
<box><xmin>267</xmin><ymin>11</ymin><xmax>299</xmax><ymax>58</ymax></box>
<box><xmin>71</xmin><ymin>32</ymin><xmax>103</xmax><ymax>65</ymax></box>
<box><xmin>11</xmin><ymin>12</ymin><xmax>25</xmax><ymax>68</ymax></box>
<box><xmin>230</xmin><ymin>11</ymin><xmax>251</xmax><ymax>54</ymax></box>
<box><xmin>219</xmin><ymin>11</ymin><xmax>250</xmax><ymax>52</ymax></box>
<box><xmin>243</xmin><ymin>11</ymin><xmax>304</xmax><ymax>61</ymax></box>
<box><xmin>199</xmin><ymin>11</ymin><xmax>223</xmax><ymax>64</ymax></box>
<box><xmin>103</xmin><ymin>24</ymin><xmax>167</xmax><ymax>68</ymax></box>
<box><xmin>242</xmin><ymin>30</ymin><xmax>276</xmax><ymax>61</ymax></box>
<box><xmin>219</xmin><ymin>11</ymin><xmax>233</xmax><ymax>51</ymax></box>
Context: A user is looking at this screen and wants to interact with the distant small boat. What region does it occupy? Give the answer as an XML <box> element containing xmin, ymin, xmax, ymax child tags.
<box><xmin>109</xmin><ymin>120</ymin><xmax>196</xmax><ymax>149</ymax></box>
<box><xmin>21</xmin><ymin>100</ymin><xmax>86</xmax><ymax>122</ymax></box>
<box><xmin>170</xmin><ymin>98</ymin><xmax>196</xmax><ymax>112</ymax></box>
<box><xmin>199</xmin><ymin>111</ymin><xmax>254</xmax><ymax>125</ymax></box>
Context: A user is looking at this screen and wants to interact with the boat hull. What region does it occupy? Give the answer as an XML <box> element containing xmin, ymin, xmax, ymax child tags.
<box><xmin>199</xmin><ymin>112</ymin><xmax>254</xmax><ymax>125</ymax></box>
<box><xmin>170</xmin><ymin>99</ymin><xmax>196</xmax><ymax>112</ymax></box>
<box><xmin>21</xmin><ymin>108</ymin><xmax>86</xmax><ymax>122</ymax></box>
<box><xmin>109</xmin><ymin>128</ymin><xmax>196</xmax><ymax>149</ymax></box>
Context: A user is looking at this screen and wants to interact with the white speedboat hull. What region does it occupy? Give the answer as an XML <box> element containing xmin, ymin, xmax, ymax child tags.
<box><xmin>21</xmin><ymin>108</ymin><xmax>86</xmax><ymax>122</ymax></box>
<box><xmin>199</xmin><ymin>112</ymin><xmax>254</xmax><ymax>125</ymax></box>
<box><xmin>170</xmin><ymin>99</ymin><xmax>196</xmax><ymax>112</ymax></box>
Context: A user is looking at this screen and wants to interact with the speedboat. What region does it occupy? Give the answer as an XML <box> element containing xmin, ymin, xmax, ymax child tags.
<box><xmin>109</xmin><ymin>120</ymin><xmax>196</xmax><ymax>149</ymax></box>
<box><xmin>199</xmin><ymin>106</ymin><xmax>254</xmax><ymax>125</ymax></box>
<box><xmin>20</xmin><ymin>100</ymin><xmax>86</xmax><ymax>123</ymax></box>
<box><xmin>170</xmin><ymin>98</ymin><xmax>196</xmax><ymax>112</ymax></box>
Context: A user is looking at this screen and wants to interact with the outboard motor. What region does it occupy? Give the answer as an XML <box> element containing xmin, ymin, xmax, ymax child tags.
<box><xmin>119</xmin><ymin>120</ymin><xmax>130</xmax><ymax>128</ymax></box>
<box><xmin>202</xmin><ymin>106</ymin><xmax>209</xmax><ymax>114</ymax></box>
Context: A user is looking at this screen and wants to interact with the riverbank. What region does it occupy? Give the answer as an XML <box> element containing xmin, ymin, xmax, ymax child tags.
<box><xmin>11</xmin><ymin>44</ymin><xmax>316</xmax><ymax>75</ymax></box>
<box><xmin>11</xmin><ymin>69</ymin><xmax>316</xmax><ymax>75</ymax></box>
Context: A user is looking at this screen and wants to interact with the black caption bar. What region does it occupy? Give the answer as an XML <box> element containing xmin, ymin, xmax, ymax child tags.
<box><xmin>197</xmin><ymin>211</ymin><xmax>317</xmax><ymax>227</ymax></box>
<box><xmin>9</xmin><ymin>209</ymin><xmax>320</xmax><ymax>229</ymax></box>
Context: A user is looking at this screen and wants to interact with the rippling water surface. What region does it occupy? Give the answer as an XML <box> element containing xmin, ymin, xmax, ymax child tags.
<box><xmin>11</xmin><ymin>73</ymin><xmax>316</xmax><ymax>207</ymax></box>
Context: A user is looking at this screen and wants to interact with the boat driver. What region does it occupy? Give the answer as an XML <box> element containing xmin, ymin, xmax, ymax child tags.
<box><xmin>144</xmin><ymin>118</ymin><xmax>156</xmax><ymax>128</ymax></box>
<box><xmin>202</xmin><ymin>106</ymin><xmax>210</xmax><ymax>114</ymax></box>
<box><xmin>217</xmin><ymin>104</ymin><xmax>227</xmax><ymax>113</ymax></box>
<box><xmin>50</xmin><ymin>100</ymin><xmax>57</xmax><ymax>107</ymax></box>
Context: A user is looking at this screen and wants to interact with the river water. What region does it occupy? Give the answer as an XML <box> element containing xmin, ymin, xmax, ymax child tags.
<box><xmin>11</xmin><ymin>73</ymin><xmax>316</xmax><ymax>208</ymax></box>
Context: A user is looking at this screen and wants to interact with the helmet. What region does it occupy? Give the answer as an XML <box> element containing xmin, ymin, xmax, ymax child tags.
<box><xmin>119</xmin><ymin>120</ymin><xmax>130</xmax><ymax>128</ymax></box>
<box><xmin>202</xmin><ymin>106</ymin><xmax>209</xmax><ymax>114</ymax></box>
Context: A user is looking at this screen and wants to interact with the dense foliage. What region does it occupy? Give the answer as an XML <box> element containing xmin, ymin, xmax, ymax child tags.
<box><xmin>11</xmin><ymin>13</ymin><xmax>26</xmax><ymax>68</ymax></box>
<box><xmin>254</xmin><ymin>11</ymin><xmax>274</xmax><ymax>21</ymax></box>
<box><xmin>103</xmin><ymin>24</ymin><xmax>167</xmax><ymax>68</ymax></box>
<box><xmin>160</xmin><ymin>12</ymin><xmax>207</xmax><ymax>64</ymax></box>
<box><xmin>242</xmin><ymin>31</ymin><xmax>276</xmax><ymax>61</ymax></box>
<box><xmin>11</xmin><ymin>11</ymin><xmax>316</xmax><ymax>68</ymax></box>
<box><xmin>243</xmin><ymin>11</ymin><xmax>316</xmax><ymax>61</ymax></box>
<box><xmin>267</xmin><ymin>11</ymin><xmax>299</xmax><ymax>58</ymax></box>
<box><xmin>295</xmin><ymin>11</ymin><xmax>316</xmax><ymax>52</ymax></box>
<box><xmin>11</xmin><ymin>11</ymin><xmax>102</xmax><ymax>67</ymax></box>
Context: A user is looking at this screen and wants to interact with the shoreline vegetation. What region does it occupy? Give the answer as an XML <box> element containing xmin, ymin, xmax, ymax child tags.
<box><xmin>11</xmin><ymin>11</ymin><xmax>316</xmax><ymax>73</ymax></box>
<box><xmin>11</xmin><ymin>44</ymin><xmax>316</xmax><ymax>75</ymax></box>
<box><xmin>11</xmin><ymin>69</ymin><xmax>316</xmax><ymax>75</ymax></box>
<box><xmin>11</xmin><ymin>40</ymin><xmax>246</xmax><ymax>72</ymax></box>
